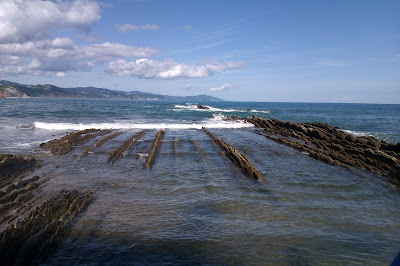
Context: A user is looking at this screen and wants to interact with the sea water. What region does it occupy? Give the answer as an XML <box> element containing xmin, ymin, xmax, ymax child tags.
<box><xmin>0</xmin><ymin>98</ymin><xmax>399</xmax><ymax>264</ymax></box>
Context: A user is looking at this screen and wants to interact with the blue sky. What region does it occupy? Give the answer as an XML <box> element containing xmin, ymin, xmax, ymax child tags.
<box><xmin>0</xmin><ymin>0</ymin><xmax>399</xmax><ymax>103</ymax></box>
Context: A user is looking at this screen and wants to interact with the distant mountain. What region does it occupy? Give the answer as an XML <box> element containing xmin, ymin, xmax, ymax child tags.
<box><xmin>0</xmin><ymin>80</ymin><xmax>222</xmax><ymax>101</ymax></box>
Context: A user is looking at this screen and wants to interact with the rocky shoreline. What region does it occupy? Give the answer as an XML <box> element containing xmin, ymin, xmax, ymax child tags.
<box><xmin>1</xmin><ymin>116</ymin><xmax>399</xmax><ymax>264</ymax></box>
<box><xmin>242</xmin><ymin>115</ymin><xmax>400</xmax><ymax>184</ymax></box>
<box><xmin>0</xmin><ymin>154</ymin><xmax>94</xmax><ymax>265</ymax></box>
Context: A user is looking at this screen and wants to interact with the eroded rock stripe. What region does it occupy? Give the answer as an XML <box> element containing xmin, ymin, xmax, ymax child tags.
<box><xmin>247</xmin><ymin>115</ymin><xmax>400</xmax><ymax>184</ymax></box>
<box><xmin>40</xmin><ymin>129</ymin><xmax>111</xmax><ymax>155</ymax></box>
<box><xmin>144</xmin><ymin>130</ymin><xmax>165</xmax><ymax>169</ymax></box>
<box><xmin>79</xmin><ymin>131</ymin><xmax>123</xmax><ymax>159</ymax></box>
<box><xmin>108</xmin><ymin>130</ymin><xmax>146</xmax><ymax>164</ymax></box>
<box><xmin>202</xmin><ymin>127</ymin><xmax>263</xmax><ymax>181</ymax></box>
<box><xmin>0</xmin><ymin>189</ymin><xmax>93</xmax><ymax>265</ymax></box>
<box><xmin>0</xmin><ymin>154</ymin><xmax>39</xmax><ymax>188</ymax></box>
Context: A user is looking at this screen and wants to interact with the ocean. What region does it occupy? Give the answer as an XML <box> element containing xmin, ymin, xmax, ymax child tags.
<box><xmin>1</xmin><ymin>98</ymin><xmax>400</xmax><ymax>264</ymax></box>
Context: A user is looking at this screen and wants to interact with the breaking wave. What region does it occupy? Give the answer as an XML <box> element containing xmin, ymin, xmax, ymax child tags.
<box><xmin>32</xmin><ymin>114</ymin><xmax>254</xmax><ymax>131</ymax></box>
<box><xmin>341</xmin><ymin>129</ymin><xmax>372</xmax><ymax>137</ymax></box>
<box><xmin>174</xmin><ymin>103</ymin><xmax>270</xmax><ymax>114</ymax></box>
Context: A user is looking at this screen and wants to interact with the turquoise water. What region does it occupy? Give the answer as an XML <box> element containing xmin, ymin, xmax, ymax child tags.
<box><xmin>1</xmin><ymin>98</ymin><xmax>399</xmax><ymax>264</ymax></box>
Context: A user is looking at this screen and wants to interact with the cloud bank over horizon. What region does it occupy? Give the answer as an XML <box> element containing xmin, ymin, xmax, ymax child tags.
<box><xmin>0</xmin><ymin>0</ymin><xmax>245</xmax><ymax>80</ymax></box>
<box><xmin>0</xmin><ymin>0</ymin><xmax>398</xmax><ymax>103</ymax></box>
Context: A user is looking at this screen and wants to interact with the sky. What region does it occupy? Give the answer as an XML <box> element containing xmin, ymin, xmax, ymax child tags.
<box><xmin>0</xmin><ymin>0</ymin><xmax>399</xmax><ymax>103</ymax></box>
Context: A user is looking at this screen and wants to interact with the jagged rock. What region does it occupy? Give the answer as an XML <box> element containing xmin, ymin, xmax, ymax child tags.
<box><xmin>0</xmin><ymin>155</ymin><xmax>38</xmax><ymax>188</ymax></box>
<box><xmin>108</xmin><ymin>131</ymin><xmax>146</xmax><ymax>164</ymax></box>
<box><xmin>0</xmin><ymin>189</ymin><xmax>93</xmax><ymax>265</ymax></box>
<box><xmin>79</xmin><ymin>131</ymin><xmax>123</xmax><ymax>159</ymax></box>
<box><xmin>144</xmin><ymin>130</ymin><xmax>165</xmax><ymax>169</ymax></box>
<box><xmin>247</xmin><ymin>115</ymin><xmax>400</xmax><ymax>184</ymax></box>
<box><xmin>40</xmin><ymin>129</ymin><xmax>110</xmax><ymax>155</ymax></box>
<box><xmin>203</xmin><ymin>127</ymin><xmax>263</xmax><ymax>181</ymax></box>
<box><xmin>197</xmin><ymin>104</ymin><xmax>209</xmax><ymax>110</ymax></box>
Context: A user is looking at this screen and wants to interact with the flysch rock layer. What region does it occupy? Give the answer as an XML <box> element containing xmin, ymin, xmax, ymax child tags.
<box><xmin>144</xmin><ymin>130</ymin><xmax>165</xmax><ymax>169</ymax></box>
<box><xmin>203</xmin><ymin>127</ymin><xmax>263</xmax><ymax>181</ymax></box>
<box><xmin>0</xmin><ymin>154</ymin><xmax>94</xmax><ymax>265</ymax></box>
<box><xmin>40</xmin><ymin>129</ymin><xmax>111</xmax><ymax>155</ymax></box>
<box><xmin>245</xmin><ymin>115</ymin><xmax>400</xmax><ymax>184</ymax></box>
<box><xmin>0</xmin><ymin>189</ymin><xmax>93</xmax><ymax>265</ymax></box>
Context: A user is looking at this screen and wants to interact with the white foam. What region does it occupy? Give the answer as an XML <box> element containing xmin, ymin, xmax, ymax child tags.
<box><xmin>250</xmin><ymin>109</ymin><xmax>271</xmax><ymax>114</ymax></box>
<box><xmin>173</xmin><ymin>103</ymin><xmax>270</xmax><ymax>114</ymax></box>
<box><xmin>33</xmin><ymin>115</ymin><xmax>254</xmax><ymax>131</ymax></box>
<box><xmin>342</xmin><ymin>129</ymin><xmax>372</xmax><ymax>137</ymax></box>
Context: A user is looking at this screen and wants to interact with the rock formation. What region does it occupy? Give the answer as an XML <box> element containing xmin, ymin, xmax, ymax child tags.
<box><xmin>108</xmin><ymin>131</ymin><xmax>146</xmax><ymax>164</ymax></box>
<box><xmin>79</xmin><ymin>131</ymin><xmax>123</xmax><ymax>159</ymax></box>
<box><xmin>197</xmin><ymin>104</ymin><xmax>209</xmax><ymax>110</ymax></box>
<box><xmin>144</xmin><ymin>130</ymin><xmax>165</xmax><ymax>169</ymax></box>
<box><xmin>203</xmin><ymin>127</ymin><xmax>263</xmax><ymax>181</ymax></box>
<box><xmin>246</xmin><ymin>115</ymin><xmax>400</xmax><ymax>184</ymax></box>
<box><xmin>40</xmin><ymin>129</ymin><xmax>110</xmax><ymax>155</ymax></box>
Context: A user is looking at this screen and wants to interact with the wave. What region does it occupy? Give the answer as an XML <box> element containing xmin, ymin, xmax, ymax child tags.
<box><xmin>341</xmin><ymin>129</ymin><xmax>372</xmax><ymax>137</ymax></box>
<box><xmin>173</xmin><ymin>103</ymin><xmax>270</xmax><ymax>114</ymax></box>
<box><xmin>17</xmin><ymin>123</ymin><xmax>35</xmax><ymax>130</ymax></box>
<box><xmin>32</xmin><ymin>114</ymin><xmax>254</xmax><ymax>131</ymax></box>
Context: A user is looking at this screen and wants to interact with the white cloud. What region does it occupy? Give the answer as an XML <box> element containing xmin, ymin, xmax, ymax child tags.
<box><xmin>210</xmin><ymin>84</ymin><xmax>231</xmax><ymax>91</ymax></box>
<box><xmin>116</xmin><ymin>24</ymin><xmax>159</xmax><ymax>32</ymax></box>
<box><xmin>0</xmin><ymin>0</ymin><xmax>100</xmax><ymax>44</ymax></box>
<box><xmin>105</xmin><ymin>59</ymin><xmax>246</xmax><ymax>79</ymax></box>
<box><xmin>56</xmin><ymin>72</ymin><xmax>66</xmax><ymax>77</ymax></box>
<box><xmin>0</xmin><ymin>38</ymin><xmax>159</xmax><ymax>75</ymax></box>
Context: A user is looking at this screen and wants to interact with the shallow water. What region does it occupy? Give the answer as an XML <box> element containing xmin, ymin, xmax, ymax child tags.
<box><xmin>1</xmin><ymin>99</ymin><xmax>400</xmax><ymax>264</ymax></box>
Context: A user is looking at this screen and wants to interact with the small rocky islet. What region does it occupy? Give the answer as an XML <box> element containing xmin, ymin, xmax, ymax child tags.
<box><xmin>1</xmin><ymin>115</ymin><xmax>399</xmax><ymax>264</ymax></box>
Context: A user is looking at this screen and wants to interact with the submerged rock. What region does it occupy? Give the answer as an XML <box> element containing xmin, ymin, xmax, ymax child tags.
<box><xmin>144</xmin><ymin>130</ymin><xmax>165</xmax><ymax>169</ymax></box>
<box><xmin>203</xmin><ymin>127</ymin><xmax>263</xmax><ymax>181</ymax></box>
<box><xmin>108</xmin><ymin>130</ymin><xmax>146</xmax><ymax>164</ymax></box>
<box><xmin>247</xmin><ymin>115</ymin><xmax>400</xmax><ymax>184</ymax></box>
<box><xmin>40</xmin><ymin>129</ymin><xmax>110</xmax><ymax>155</ymax></box>
<box><xmin>0</xmin><ymin>189</ymin><xmax>93</xmax><ymax>265</ymax></box>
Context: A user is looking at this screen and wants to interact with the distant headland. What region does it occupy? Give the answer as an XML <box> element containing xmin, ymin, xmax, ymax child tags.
<box><xmin>0</xmin><ymin>80</ymin><xmax>221</xmax><ymax>101</ymax></box>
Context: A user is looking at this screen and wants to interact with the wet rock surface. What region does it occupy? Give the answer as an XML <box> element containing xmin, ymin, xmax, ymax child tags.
<box><xmin>40</xmin><ymin>129</ymin><xmax>110</xmax><ymax>155</ymax></box>
<box><xmin>0</xmin><ymin>154</ymin><xmax>39</xmax><ymax>188</ymax></box>
<box><xmin>246</xmin><ymin>115</ymin><xmax>400</xmax><ymax>184</ymax></box>
<box><xmin>144</xmin><ymin>130</ymin><xmax>165</xmax><ymax>169</ymax></box>
<box><xmin>108</xmin><ymin>130</ymin><xmax>146</xmax><ymax>164</ymax></box>
<box><xmin>79</xmin><ymin>131</ymin><xmax>123</xmax><ymax>159</ymax></box>
<box><xmin>0</xmin><ymin>189</ymin><xmax>93</xmax><ymax>265</ymax></box>
<box><xmin>197</xmin><ymin>104</ymin><xmax>209</xmax><ymax>110</ymax></box>
<box><xmin>0</xmin><ymin>154</ymin><xmax>94</xmax><ymax>265</ymax></box>
<box><xmin>203</xmin><ymin>128</ymin><xmax>263</xmax><ymax>181</ymax></box>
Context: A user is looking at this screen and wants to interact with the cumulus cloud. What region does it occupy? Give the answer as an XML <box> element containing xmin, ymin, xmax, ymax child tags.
<box><xmin>105</xmin><ymin>59</ymin><xmax>246</xmax><ymax>79</ymax></box>
<box><xmin>210</xmin><ymin>84</ymin><xmax>231</xmax><ymax>92</ymax></box>
<box><xmin>0</xmin><ymin>38</ymin><xmax>159</xmax><ymax>75</ymax></box>
<box><xmin>56</xmin><ymin>72</ymin><xmax>66</xmax><ymax>77</ymax></box>
<box><xmin>0</xmin><ymin>0</ymin><xmax>100</xmax><ymax>43</ymax></box>
<box><xmin>116</xmin><ymin>24</ymin><xmax>159</xmax><ymax>32</ymax></box>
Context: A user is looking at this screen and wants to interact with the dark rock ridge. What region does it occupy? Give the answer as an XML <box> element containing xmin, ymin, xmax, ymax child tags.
<box><xmin>246</xmin><ymin>115</ymin><xmax>400</xmax><ymax>184</ymax></box>
<box><xmin>203</xmin><ymin>127</ymin><xmax>263</xmax><ymax>181</ymax></box>
<box><xmin>0</xmin><ymin>154</ymin><xmax>94</xmax><ymax>265</ymax></box>
<box><xmin>40</xmin><ymin>129</ymin><xmax>110</xmax><ymax>155</ymax></box>
<box><xmin>0</xmin><ymin>189</ymin><xmax>93</xmax><ymax>265</ymax></box>
<box><xmin>197</xmin><ymin>104</ymin><xmax>210</xmax><ymax>109</ymax></box>
<box><xmin>0</xmin><ymin>154</ymin><xmax>39</xmax><ymax>188</ymax></box>
<box><xmin>144</xmin><ymin>130</ymin><xmax>165</xmax><ymax>169</ymax></box>
<box><xmin>79</xmin><ymin>131</ymin><xmax>123</xmax><ymax>159</ymax></box>
<box><xmin>108</xmin><ymin>130</ymin><xmax>146</xmax><ymax>164</ymax></box>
